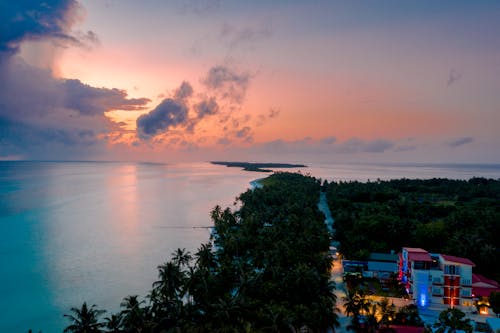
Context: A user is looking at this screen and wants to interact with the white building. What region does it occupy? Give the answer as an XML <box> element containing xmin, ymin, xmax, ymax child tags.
<box><xmin>399</xmin><ymin>247</ymin><xmax>475</xmax><ymax>309</ymax></box>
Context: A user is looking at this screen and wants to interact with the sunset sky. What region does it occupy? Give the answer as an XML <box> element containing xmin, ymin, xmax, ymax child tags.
<box><xmin>1</xmin><ymin>0</ymin><xmax>499</xmax><ymax>163</ymax></box>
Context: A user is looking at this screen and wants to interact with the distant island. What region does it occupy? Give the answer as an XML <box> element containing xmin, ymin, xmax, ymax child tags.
<box><xmin>211</xmin><ymin>161</ymin><xmax>307</xmax><ymax>172</ymax></box>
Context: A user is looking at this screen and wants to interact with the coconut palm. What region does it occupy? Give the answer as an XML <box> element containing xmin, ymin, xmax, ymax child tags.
<box><xmin>343</xmin><ymin>289</ymin><xmax>371</xmax><ymax>332</ymax></box>
<box><xmin>103</xmin><ymin>313</ymin><xmax>123</xmax><ymax>333</ymax></box>
<box><xmin>378</xmin><ymin>297</ymin><xmax>396</xmax><ymax>327</ymax></box>
<box><xmin>120</xmin><ymin>295</ymin><xmax>147</xmax><ymax>333</ymax></box>
<box><xmin>63</xmin><ymin>302</ymin><xmax>105</xmax><ymax>333</ymax></box>
<box><xmin>171</xmin><ymin>248</ymin><xmax>192</xmax><ymax>270</ymax></box>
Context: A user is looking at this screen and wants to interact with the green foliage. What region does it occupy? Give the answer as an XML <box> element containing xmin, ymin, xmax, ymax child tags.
<box><xmin>325</xmin><ymin>178</ymin><xmax>500</xmax><ymax>282</ymax></box>
<box><xmin>63</xmin><ymin>172</ymin><xmax>337</xmax><ymax>333</ymax></box>
<box><xmin>433</xmin><ymin>308</ymin><xmax>473</xmax><ymax>333</ymax></box>
<box><xmin>394</xmin><ymin>304</ymin><xmax>423</xmax><ymax>326</ymax></box>
<box><xmin>490</xmin><ymin>291</ymin><xmax>500</xmax><ymax>315</ymax></box>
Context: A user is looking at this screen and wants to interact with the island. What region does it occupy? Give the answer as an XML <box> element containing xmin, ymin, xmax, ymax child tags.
<box><xmin>210</xmin><ymin>161</ymin><xmax>307</xmax><ymax>172</ymax></box>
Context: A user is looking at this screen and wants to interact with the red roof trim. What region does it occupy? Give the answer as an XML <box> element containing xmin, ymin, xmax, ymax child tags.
<box><xmin>440</xmin><ymin>254</ymin><xmax>475</xmax><ymax>266</ymax></box>
<box><xmin>473</xmin><ymin>273</ymin><xmax>500</xmax><ymax>288</ymax></box>
<box><xmin>408</xmin><ymin>252</ymin><xmax>432</xmax><ymax>262</ymax></box>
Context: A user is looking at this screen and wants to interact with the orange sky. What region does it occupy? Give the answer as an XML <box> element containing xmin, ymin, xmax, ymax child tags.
<box><xmin>3</xmin><ymin>1</ymin><xmax>500</xmax><ymax>163</ymax></box>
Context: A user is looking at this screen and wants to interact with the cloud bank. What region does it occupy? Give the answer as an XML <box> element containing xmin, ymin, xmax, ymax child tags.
<box><xmin>0</xmin><ymin>0</ymin><xmax>150</xmax><ymax>159</ymax></box>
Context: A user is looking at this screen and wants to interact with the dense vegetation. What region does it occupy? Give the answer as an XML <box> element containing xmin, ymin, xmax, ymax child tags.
<box><xmin>324</xmin><ymin>178</ymin><xmax>500</xmax><ymax>282</ymax></box>
<box><xmin>62</xmin><ymin>172</ymin><xmax>337</xmax><ymax>333</ymax></box>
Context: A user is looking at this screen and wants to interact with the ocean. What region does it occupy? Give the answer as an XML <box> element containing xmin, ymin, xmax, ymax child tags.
<box><xmin>0</xmin><ymin>161</ymin><xmax>499</xmax><ymax>332</ymax></box>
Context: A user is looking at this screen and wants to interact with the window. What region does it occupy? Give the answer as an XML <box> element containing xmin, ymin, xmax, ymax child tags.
<box><xmin>445</xmin><ymin>265</ymin><xmax>460</xmax><ymax>275</ymax></box>
<box><xmin>432</xmin><ymin>287</ymin><xmax>442</xmax><ymax>296</ymax></box>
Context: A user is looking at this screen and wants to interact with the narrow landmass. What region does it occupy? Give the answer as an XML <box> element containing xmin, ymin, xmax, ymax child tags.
<box><xmin>211</xmin><ymin>161</ymin><xmax>307</xmax><ymax>172</ymax></box>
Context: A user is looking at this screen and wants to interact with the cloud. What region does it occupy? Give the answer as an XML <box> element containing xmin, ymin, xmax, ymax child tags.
<box><xmin>236</xmin><ymin>126</ymin><xmax>251</xmax><ymax>138</ymax></box>
<box><xmin>394</xmin><ymin>145</ymin><xmax>417</xmax><ymax>152</ymax></box>
<box><xmin>194</xmin><ymin>97</ymin><xmax>219</xmax><ymax>118</ymax></box>
<box><xmin>340</xmin><ymin>138</ymin><xmax>395</xmax><ymax>153</ymax></box>
<box><xmin>202</xmin><ymin>65</ymin><xmax>251</xmax><ymax>103</ymax></box>
<box><xmin>217</xmin><ymin>137</ymin><xmax>231</xmax><ymax>145</ymax></box>
<box><xmin>256</xmin><ymin>107</ymin><xmax>281</xmax><ymax>126</ymax></box>
<box><xmin>321</xmin><ymin>136</ymin><xmax>337</xmax><ymax>145</ymax></box>
<box><xmin>63</xmin><ymin>79</ymin><xmax>150</xmax><ymax>115</ymax></box>
<box><xmin>448</xmin><ymin>136</ymin><xmax>473</xmax><ymax>147</ymax></box>
<box><xmin>268</xmin><ymin>108</ymin><xmax>280</xmax><ymax>118</ymax></box>
<box><xmin>0</xmin><ymin>0</ymin><xmax>82</xmax><ymax>57</ymax></box>
<box><xmin>0</xmin><ymin>1</ymin><xmax>151</xmax><ymax>159</ymax></box>
<box><xmin>173</xmin><ymin>81</ymin><xmax>194</xmax><ymax>100</ymax></box>
<box><xmin>255</xmin><ymin>137</ymin><xmax>396</xmax><ymax>155</ymax></box>
<box><xmin>136</xmin><ymin>99</ymin><xmax>189</xmax><ymax>139</ymax></box>
<box><xmin>220</xmin><ymin>22</ymin><xmax>272</xmax><ymax>49</ymax></box>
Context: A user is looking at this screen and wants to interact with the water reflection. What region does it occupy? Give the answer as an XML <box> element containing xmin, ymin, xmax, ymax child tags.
<box><xmin>105</xmin><ymin>164</ymin><xmax>140</xmax><ymax>256</ymax></box>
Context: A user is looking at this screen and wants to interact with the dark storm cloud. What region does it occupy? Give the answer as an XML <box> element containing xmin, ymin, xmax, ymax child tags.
<box><xmin>136</xmin><ymin>99</ymin><xmax>189</xmax><ymax>139</ymax></box>
<box><xmin>0</xmin><ymin>1</ymin><xmax>151</xmax><ymax>158</ymax></box>
<box><xmin>63</xmin><ymin>79</ymin><xmax>150</xmax><ymax>115</ymax></box>
<box><xmin>202</xmin><ymin>65</ymin><xmax>251</xmax><ymax>103</ymax></box>
<box><xmin>448</xmin><ymin>136</ymin><xmax>473</xmax><ymax>147</ymax></box>
<box><xmin>0</xmin><ymin>0</ymin><xmax>79</xmax><ymax>56</ymax></box>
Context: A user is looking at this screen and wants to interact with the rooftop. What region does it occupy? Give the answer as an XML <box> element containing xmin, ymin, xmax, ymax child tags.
<box><xmin>403</xmin><ymin>247</ymin><xmax>428</xmax><ymax>253</ymax></box>
<box><xmin>408</xmin><ymin>252</ymin><xmax>432</xmax><ymax>262</ymax></box>
<box><xmin>369</xmin><ymin>252</ymin><xmax>398</xmax><ymax>262</ymax></box>
<box><xmin>473</xmin><ymin>273</ymin><xmax>500</xmax><ymax>287</ymax></box>
<box><xmin>440</xmin><ymin>254</ymin><xmax>475</xmax><ymax>266</ymax></box>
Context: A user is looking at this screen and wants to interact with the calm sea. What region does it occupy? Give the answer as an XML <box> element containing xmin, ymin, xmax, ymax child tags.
<box><xmin>0</xmin><ymin>161</ymin><xmax>499</xmax><ymax>332</ymax></box>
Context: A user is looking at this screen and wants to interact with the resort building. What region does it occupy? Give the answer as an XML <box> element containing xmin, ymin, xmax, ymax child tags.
<box><xmin>342</xmin><ymin>252</ymin><xmax>398</xmax><ymax>285</ymax></box>
<box><xmin>472</xmin><ymin>273</ymin><xmax>500</xmax><ymax>299</ymax></box>
<box><xmin>364</xmin><ymin>252</ymin><xmax>399</xmax><ymax>287</ymax></box>
<box><xmin>472</xmin><ymin>274</ymin><xmax>500</xmax><ymax>315</ymax></box>
<box><xmin>399</xmin><ymin>247</ymin><xmax>475</xmax><ymax>309</ymax></box>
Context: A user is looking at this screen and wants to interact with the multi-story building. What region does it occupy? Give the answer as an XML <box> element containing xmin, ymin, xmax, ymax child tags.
<box><xmin>398</xmin><ymin>247</ymin><xmax>475</xmax><ymax>309</ymax></box>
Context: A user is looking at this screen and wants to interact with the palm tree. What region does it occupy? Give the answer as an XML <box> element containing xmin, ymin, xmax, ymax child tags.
<box><xmin>343</xmin><ymin>289</ymin><xmax>371</xmax><ymax>332</ymax></box>
<box><xmin>120</xmin><ymin>295</ymin><xmax>147</xmax><ymax>333</ymax></box>
<box><xmin>195</xmin><ymin>243</ymin><xmax>217</xmax><ymax>271</ymax></box>
<box><xmin>378</xmin><ymin>297</ymin><xmax>396</xmax><ymax>327</ymax></box>
<box><xmin>343</xmin><ymin>289</ymin><xmax>371</xmax><ymax>317</ymax></box>
<box><xmin>153</xmin><ymin>261</ymin><xmax>186</xmax><ymax>302</ymax></box>
<box><xmin>433</xmin><ymin>308</ymin><xmax>473</xmax><ymax>333</ymax></box>
<box><xmin>172</xmin><ymin>248</ymin><xmax>192</xmax><ymax>270</ymax></box>
<box><xmin>103</xmin><ymin>313</ymin><xmax>123</xmax><ymax>333</ymax></box>
<box><xmin>394</xmin><ymin>304</ymin><xmax>422</xmax><ymax>326</ymax></box>
<box><xmin>63</xmin><ymin>302</ymin><xmax>105</xmax><ymax>333</ymax></box>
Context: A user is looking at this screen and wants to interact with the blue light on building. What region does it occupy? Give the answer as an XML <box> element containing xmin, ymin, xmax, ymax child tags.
<box><xmin>420</xmin><ymin>293</ymin><xmax>427</xmax><ymax>307</ymax></box>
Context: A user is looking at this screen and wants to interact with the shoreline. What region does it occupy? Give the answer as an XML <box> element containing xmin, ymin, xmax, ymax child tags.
<box><xmin>249</xmin><ymin>178</ymin><xmax>265</xmax><ymax>189</ymax></box>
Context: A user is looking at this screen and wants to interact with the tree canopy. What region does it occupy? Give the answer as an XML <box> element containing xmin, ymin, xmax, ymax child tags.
<box><xmin>324</xmin><ymin>178</ymin><xmax>500</xmax><ymax>282</ymax></box>
<box><xmin>63</xmin><ymin>172</ymin><xmax>337</xmax><ymax>332</ymax></box>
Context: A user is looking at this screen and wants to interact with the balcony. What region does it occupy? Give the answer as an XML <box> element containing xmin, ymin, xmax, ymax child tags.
<box><xmin>432</xmin><ymin>279</ymin><xmax>442</xmax><ymax>285</ymax></box>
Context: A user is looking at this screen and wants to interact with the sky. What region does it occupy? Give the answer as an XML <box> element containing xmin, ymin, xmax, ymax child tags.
<box><xmin>1</xmin><ymin>0</ymin><xmax>499</xmax><ymax>164</ymax></box>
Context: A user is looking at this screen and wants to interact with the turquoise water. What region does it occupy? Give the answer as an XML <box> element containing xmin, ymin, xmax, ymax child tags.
<box><xmin>0</xmin><ymin>161</ymin><xmax>499</xmax><ymax>332</ymax></box>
